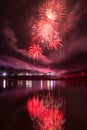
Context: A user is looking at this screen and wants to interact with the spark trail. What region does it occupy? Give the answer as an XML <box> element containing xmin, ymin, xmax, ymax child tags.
<box><xmin>28</xmin><ymin>0</ymin><xmax>66</xmax><ymax>60</ymax></box>
<box><xmin>28</xmin><ymin>44</ymin><xmax>43</xmax><ymax>60</ymax></box>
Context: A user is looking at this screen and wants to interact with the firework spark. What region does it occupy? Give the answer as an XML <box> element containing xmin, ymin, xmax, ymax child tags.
<box><xmin>28</xmin><ymin>44</ymin><xmax>43</xmax><ymax>60</ymax></box>
<box><xmin>32</xmin><ymin>20</ymin><xmax>54</xmax><ymax>43</ymax></box>
<box><xmin>32</xmin><ymin>19</ymin><xmax>62</xmax><ymax>48</ymax></box>
<box><xmin>39</xmin><ymin>0</ymin><xmax>65</xmax><ymax>23</ymax></box>
<box><xmin>49</xmin><ymin>39</ymin><xmax>62</xmax><ymax>50</ymax></box>
<box><xmin>31</xmin><ymin>0</ymin><xmax>65</xmax><ymax>48</ymax></box>
<box><xmin>27</xmin><ymin>94</ymin><xmax>65</xmax><ymax>130</ymax></box>
<box><xmin>28</xmin><ymin>0</ymin><xmax>66</xmax><ymax>60</ymax></box>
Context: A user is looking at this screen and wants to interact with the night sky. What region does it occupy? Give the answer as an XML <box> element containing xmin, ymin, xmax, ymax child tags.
<box><xmin>0</xmin><ymin>0</ymin><xmax>87</xmax><ymax>73</ymax></box>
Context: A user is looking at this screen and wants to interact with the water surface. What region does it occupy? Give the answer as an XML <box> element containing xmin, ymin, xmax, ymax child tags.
<box><xmin>0</xmin><ymin>79</ymin><xmax>87</xmax><ymax>130</ymax></box>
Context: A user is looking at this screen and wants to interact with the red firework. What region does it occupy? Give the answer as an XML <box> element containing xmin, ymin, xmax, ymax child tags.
<box><xmin>28</xmin><ymin>44</ymin><xmax>43</xmax><ymax>60</ymax></box>
<box><xmin>28</xmin><ymin>0</ymin><xmax>66</xmax><ymax>60</ymax></box>
<box><xmin>39</xmin><ymin>0</ymin><xmax>65</xmax><ymax>23</ymax></box>
<box><xmin>31</xmin><ymin>0</ymin><xmax>65</xmax><ymax>48</ymax></box>
<box><xmin>32</xmin><ymin>20</ymin><xmax>54</xmax><ymax>42</ymax></box>
<box><xmin>27</xmin><ymin>95</ymin><xmax>65</xmax><ymax>130</ymax></box>
<box><xmin>49</xmin><ymin>39</ymin><xmax>62</xmax><ymax>50</ymax></box>
<box><xmin>32</xmin><ymin>19</ymin><xmax>61</xmax><ymax>48</ymax></box>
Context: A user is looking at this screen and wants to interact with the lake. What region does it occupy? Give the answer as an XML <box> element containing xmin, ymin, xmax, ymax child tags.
<box><xmin>0</xmin><ymin>78</ymin><xmax>87</xmax><ymax>130</ymax></box>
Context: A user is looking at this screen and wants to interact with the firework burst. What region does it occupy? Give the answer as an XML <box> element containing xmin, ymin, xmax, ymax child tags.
<box><xmin>32</xmin><ymin>20</ymin><xmax>54</xmax><ymax>43</ymax></box>
<box><xmin>39</xmin><ymin>0</ymin><xmax>65</xmax><ymax>23</ymax></box>
<box><xmin>31</xmin><ymin>0</ymin><xmax>65</xmax><ymax>48</ymax></box>
<box><xmin>49</xmin><ymin>38</ymin><xmax>62</xmax><ymax>50</ymax></box>
<box><xmin>32</xmin><ymin>19</ymin><xmax>62</xmax><ymax>48</ymax></box>
<box><xmin>28</xmin><ymin>44</ymin><xmax>43</xmax><ymax>60</ymax></box>
<box><xmin>28</xmin><ymin>0</ymin><xmax>66</xmax><ymax>60</ymax></box>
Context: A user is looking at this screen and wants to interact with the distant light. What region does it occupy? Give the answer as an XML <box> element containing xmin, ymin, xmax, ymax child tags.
<box><xmin>28</xmin><ymin>73</ymin><xmax>32</xmax><ymax>76</ymax></box>
<box><xmin>47</xmin><ymin>72</ymin><xmax>54</xmax><ymax>75</ymax></box>
<box><xmin>26</xmin><ymin>73</ymin><xmax>29</xmax><ymax>76</ymax></box>
<box><xmin>18</xmin><ymin>73</ymin><xmax>23</xmax><ymax>76</ymax></box>
<box><xmin>40</xmin><ymin>73</ymin><xmax>43</xmax><ymax>76</ymax></box>
<box><xmin>3</xmin><ymin>72</ymin><xmax>7</xmax><ymax>76</ymax></box>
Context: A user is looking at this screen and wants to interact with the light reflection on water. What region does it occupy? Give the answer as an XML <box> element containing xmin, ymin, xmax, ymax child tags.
<box><xmin>0</xmin><ymin>79</ymin><xmax>87</xmax><ymax>130</ymax></box>
<box><xmin>0</xmin><ymin>79</ymin><xmax>65</xmax><ymax>91</ymax></box>
<box><xmin>3</xmin><ymin>79</ymin><xmax>6</xmax><ymax>88</ymax></box>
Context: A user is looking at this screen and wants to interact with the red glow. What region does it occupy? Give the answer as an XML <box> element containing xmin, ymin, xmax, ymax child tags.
<box><xmin>27</xmin><ymin>95</ymin><xmax>64</xmax><ymax>130</ymax></box>
<box><xmin>32</xmin><ymin>20</ymin><xmax>62</xmax><ymax>48</ymax></box>
<box><xmin>28</xmin><ymin>0</ymin><xmax>66</xmax><ymax>60</ymax></box>
<box><xmin>27</xmin><ymin>97</ymin><xmax>43</xmax><ymax>118</ymax></box>
<box><xmin>35</xmin><ymin>20</ymin><xmax>54</xmax><ymax>43</ymax></box>
<box><xmin>49</xmin><ymin>39</ymin><xmax>62</xmax><ymax>50</ymax></box>
<box><xmin>39</xmin><ymin>0</ymin><xmax>65</xmax><ymax>23</ymax></box>
<box><xmin>28</xmin><ymin>44</ymin><xmax>43</xmax><ymax>60</ymax></box>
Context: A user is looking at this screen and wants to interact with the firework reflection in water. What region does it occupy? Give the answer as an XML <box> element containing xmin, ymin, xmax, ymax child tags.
<box><xmin>27</xmin><ymin>91</ymin><xmax>65</xmax><ymax>130</ymax></box>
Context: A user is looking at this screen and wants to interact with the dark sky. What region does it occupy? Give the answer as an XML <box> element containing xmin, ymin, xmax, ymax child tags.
<box><xmin>0</xmin><ymin>0</ymin><xmax>87</xmax><ymax>74</ymax></box>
